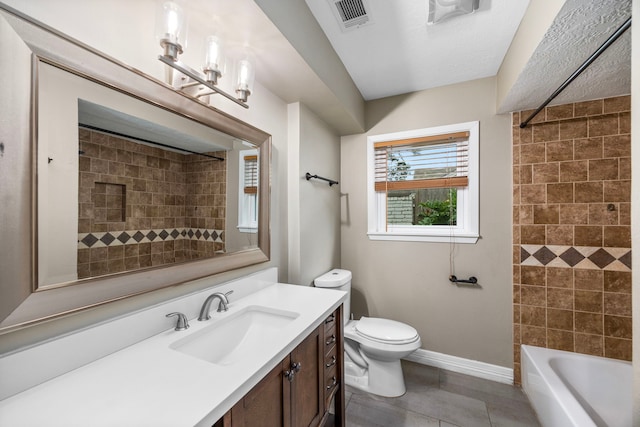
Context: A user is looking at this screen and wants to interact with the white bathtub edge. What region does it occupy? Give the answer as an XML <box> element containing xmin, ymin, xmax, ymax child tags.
<box><xmin>404</xmin><ymin>348</ymin><xmax>513</xmax><ymax>384</ymax></box>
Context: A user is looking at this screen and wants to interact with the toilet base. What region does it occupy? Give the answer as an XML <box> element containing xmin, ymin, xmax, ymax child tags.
<box><xmin>344</xmin><ymin>354</ymin><xmax>407</xmax><ymax>397</ymax></box>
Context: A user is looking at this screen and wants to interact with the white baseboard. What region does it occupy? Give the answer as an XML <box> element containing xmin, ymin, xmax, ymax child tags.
<box><xmin>404</xmin><ymin>348</ymin><xmax>514</xmax><ymax>385</ymax></box>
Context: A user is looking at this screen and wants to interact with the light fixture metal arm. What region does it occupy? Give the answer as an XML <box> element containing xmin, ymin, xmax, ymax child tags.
<box><xmin>158</xmin><ymin>55</ymin><xmax>249</xmax><ymax>109</ymax></box>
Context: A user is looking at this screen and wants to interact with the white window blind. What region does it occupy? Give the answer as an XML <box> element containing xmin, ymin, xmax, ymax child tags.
<box><xmin>243</xmin><ymin>155</ymin><xmax>258</xmax><ymax>194</ymax></box>
<box><xmin>374</xmin><ymin>131</ymin><xmax>470</xmax><ymax>192</ymax></box>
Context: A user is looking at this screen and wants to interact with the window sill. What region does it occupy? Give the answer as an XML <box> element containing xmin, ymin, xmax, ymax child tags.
<box><xmin>237</xmin><ymin>226</ymin><xmax>258</xmax><ymax>234</ymax></box>
<box><xmin>367</xmin><ymin>231</ymin><xmax>479</xmax><ymax>244</ymax></box>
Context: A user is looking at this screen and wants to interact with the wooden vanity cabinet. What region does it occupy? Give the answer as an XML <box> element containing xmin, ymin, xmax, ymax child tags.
<box><xmin>217</xmin><ymin>306</ymin><xmax>344</xmax><ymax>427</ymax></box>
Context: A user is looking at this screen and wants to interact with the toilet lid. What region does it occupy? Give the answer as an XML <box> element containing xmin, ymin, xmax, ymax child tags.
<box><xmin>355</xmin><ymin>317</ymin><xmax>419</xmax><ymax>344</ymax></box>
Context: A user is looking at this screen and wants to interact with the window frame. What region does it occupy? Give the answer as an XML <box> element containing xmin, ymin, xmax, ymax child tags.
<box><xmin>367</xmin><ymin>121</ymin><xmax>479</xmax><ymax>243</ymax></box>
<box><xmin>237</xmin><ymin>148</ymin><xmax>259</xmax><ymax>233</ymax></box>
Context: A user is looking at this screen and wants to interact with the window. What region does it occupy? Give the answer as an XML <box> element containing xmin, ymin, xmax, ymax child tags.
<box><xmin>367</xmin><ymin>121</ymin><xmax>479</xmax><ymax>243</ymax></box>
<box><xmin>238</xmin><ymin>149</ymin><xmax>258</xmax><ymax>233</ymax></box>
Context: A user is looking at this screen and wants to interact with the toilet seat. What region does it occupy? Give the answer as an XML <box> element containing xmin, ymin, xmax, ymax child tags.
<box><xmin>355</xmin><ymin>317</ymin><xmax>419</xmax><ymax>345</ymax></box>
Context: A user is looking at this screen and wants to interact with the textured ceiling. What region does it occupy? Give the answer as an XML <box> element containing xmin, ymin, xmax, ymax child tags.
<box><xmin>498</xmin><ymin>0</ymin><xmax>632</xmax><ymax>113</ymax></box>
<box><xmin>305</xmin><ymin>0</ymin><xmax>530</xmax><ymax>100</ymax></box>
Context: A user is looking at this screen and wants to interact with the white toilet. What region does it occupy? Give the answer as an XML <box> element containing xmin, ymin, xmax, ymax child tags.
<box><xmin>314</xmin><ymin>269</ymin><xmax>421</xmax><ymax>397</ymax></box>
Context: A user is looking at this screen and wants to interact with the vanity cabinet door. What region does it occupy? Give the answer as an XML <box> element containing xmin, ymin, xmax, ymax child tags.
<box><xmin>220</xmin><ymin>305</ymin><xmax>345</xmax><ymax>427</ymax></box>
<box><xmin>290</xmin><ymin>325</ymin><xmax>323</xmax><ymax>427</ymax></box>
<box><xmin>229</xmin><ymin>358</ymin><xmax>291</xmax><ymax>427</ymax></box>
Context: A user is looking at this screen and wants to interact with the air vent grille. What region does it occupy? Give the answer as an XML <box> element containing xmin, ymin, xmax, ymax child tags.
<box><xmin>329</xmin><ymin>0</ymin><xmax>373</xmax><ymax>31</ymax></box>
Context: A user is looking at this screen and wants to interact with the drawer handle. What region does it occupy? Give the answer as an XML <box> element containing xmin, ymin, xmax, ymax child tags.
<box><xmin>326</xmin><ymin>376</ymin><xmax>337</xmax><ymax>390</ymax></box>
<box><xmin>325</xmin><ymin>334</ymin><xmax>336</xmax><ymax>345</ymax></box>
<box><xmin>326</xmin><ymin>355</ymin><xmax>337</xmax><ymax>368</ymax></box>
<box><xmin>325</xmin><ymin>314</ymin><xmax>335</xmax><ymax>324</ymax></box>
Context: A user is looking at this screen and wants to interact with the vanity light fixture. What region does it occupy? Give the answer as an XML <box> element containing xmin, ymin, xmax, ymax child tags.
<box><xmin>155</xmin><ymin>1</ymin><xmax>253</xmax><ymax>109</ymax></box>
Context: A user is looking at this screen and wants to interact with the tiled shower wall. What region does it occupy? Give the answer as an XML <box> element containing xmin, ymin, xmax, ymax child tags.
<box><xmin>78</xmin><ymin>128</ymin><xmax>226</xmax><ymax>279</ymax></box>
<box><xmin>512</xmin><ymin>96</ymin><xmax>632</xmax><ymax>383</ymax></box>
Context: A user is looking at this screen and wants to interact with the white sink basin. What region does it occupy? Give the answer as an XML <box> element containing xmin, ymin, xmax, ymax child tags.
<box><xmin>170</xmin><ymin>305</ymin><xmax>299</xmax><ymax>366</ymax></box>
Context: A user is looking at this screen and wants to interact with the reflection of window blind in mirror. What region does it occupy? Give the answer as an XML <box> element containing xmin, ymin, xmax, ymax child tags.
<box><xmin>244</xmin><ymin>155</ymin><xmax>258</xmax><ymax>194</ymax></box>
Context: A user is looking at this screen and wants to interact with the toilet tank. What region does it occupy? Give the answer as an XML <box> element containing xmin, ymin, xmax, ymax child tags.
<box><xmin>314</xmin><ymin>269</ymin><xmax>351</xmax><ymax>322</ymax></box>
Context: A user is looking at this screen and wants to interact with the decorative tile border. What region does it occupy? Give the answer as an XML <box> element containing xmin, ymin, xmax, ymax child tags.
<box><xmin>78</xmin><ymin>228</ymin><xmax>224</xmax><ymax>249</ymax></box>
<box><xmin>520</xmin><ymin>245</ymin><xmax>631</xmax><ymax>271</ymax></box>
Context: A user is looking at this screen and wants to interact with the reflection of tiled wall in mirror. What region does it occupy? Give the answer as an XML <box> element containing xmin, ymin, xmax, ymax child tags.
<box><xmin>77</xmin><ymin>128</ymin><xmax>226</xmax><ymax>279</ymax></box>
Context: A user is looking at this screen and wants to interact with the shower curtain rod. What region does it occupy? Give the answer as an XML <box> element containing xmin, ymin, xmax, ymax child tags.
<box><xmin>79</xmin><ymin>124</ymin><xmax>225</xmax><ymax>161</ymax></box>
<box><xmin>519</xmin><ymin>17</ymin><xmax>631</xmax><ymax>129</ymax></box>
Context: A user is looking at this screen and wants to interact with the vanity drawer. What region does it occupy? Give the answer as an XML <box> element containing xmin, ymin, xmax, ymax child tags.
<box><xmin>324</xmin><ymin>310</ymin><xmax>338</xmax><ymax>333</ymax></box>
<box><xmin>324</xmin><ymin>343</ymin><xmax>338</xmax><ymax>371</ymax></box>
<box><xmin>324</xmin><ymin>364</ymin><xmax>339</xmax><ymax>407</ymax></box>
<box><xmin>324</xmin><ymin>324</ymin><xmax>337</xmax><ymax>356</ymax></box>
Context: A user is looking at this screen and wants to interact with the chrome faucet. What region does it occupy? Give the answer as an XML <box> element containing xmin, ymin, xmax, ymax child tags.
<box><xmin>198</xmin><ymin>290</ymin><xmax>234</xmax><ymax>321</ymax></box>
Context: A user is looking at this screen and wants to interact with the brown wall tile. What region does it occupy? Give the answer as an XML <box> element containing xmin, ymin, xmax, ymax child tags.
<box><xmin>588</xmin><ymin>114</ymin><xmax>619</xmax><ymax>136</ymax></box>
<box><xmin>574</xmin><ymin>137</ymin><xmax>603</xmax><ymax>160</ymax></box>
<box><xmin>532</xmin><ymin>163</ymin><xmax>559</xmax><ymax>183</ymax></box>
<box><xmin>521</xmin><ymin>305</ymin><xmax>546</xmax><ymax>327</ymax></box>
<box><xmin>547</xmin><ymin>309</ymin><xmax>573</xmax><ymax>331</ymax></box>
<box><xmin>559</xmin><ymin>160</ymin><xmax>588</xmax><ymax>182</ymax></box>
<box><xmin>533</xmin><ymin>122</ymin><xmax>560</xmax><ymax>142</ymax></box>
<box><xmin>545</xmin><ymin>225</ymin><xmax>573</xmax><ymax>245</ymax></box>
<box><xmin>559</xmin><ymin>205</ymin><xmax>589</xmax><ymax>225</ymax></box>
<box><xmin>548</xmin><ymin>329</ymin><xmax>574</xmax><ymax>351</ymax></box>
<box><xmin>547</xmin><ymin>182</ymin><xmax>574</xmax><ymax>204</ymax></box>
<box><xmin>574</xmin><ymin>100</ymin><xmax>603</xmax><ymax>117</ymax></box>
<box><xmin>603</xmin><ymin>226</ymin><xmax>631</xmax><ymax>247</ymax></box>
<box><xmin>604</xmin><ymin>315</ymin><xmax>632</xmax><ymax>339</ymax></box>
<box><xmin>521</xmin><ymin>285</ymin><xmax>546</xmax><ymax>306</ymax></box>
<box><xmin>520</xmin><ymin>184</ymin><xmax>546</xmax><ymax>204</ymax></box>
<box><xmin>559</xmin><ymin>119</ymin><xmax>588</xmax><ymax>139</ymax></box>
<box><xmin>574</xmin><ymin>226</ymin><xmax>603</xmax><ymax>246</ymax></box>
<box><xmin>604</xmin><ymin>293</ymin><xmax>631</xmax><ymax>316</ymax></box>
<box><xmin>521</xmin><ymin>225</ymin><xmax>546</xmax><ymax>244</ymax></box>
<box><xmin>547</xmin><ymin>288</ymin><xmax>574</xmax><ymax>310</ymax></box>
<box><xmin>575</xmin><ymin>333</ymin><xmax>603</xmax><ymax>356</ymax></box>
<box><xmin>604</xmin><ymin>337</ymin><xmax>631</xmax><ymax>361</ymax></box>
<box><xmin>603</xmin><ymin>134</ymin><xmax>631</xmax><ymax>157</ymax></box>
<box><xmin>546</xmin><ymin>140</ymin><xmax>574</xmax><ymax>162</ymax></box>
<box><xmin>520</xmin><ymin>143</ymin><xmax>546</xmax><ymax>164</ymax></box>
<box><xmin>574</xmin><ymin>290</ymin><xmax>603</xmax><ymax>313</ymax></box>
<box><xmin>521</xmin><ymin>266</ymin><xmax>546</xmax><ymax>287</ymax></box>
<box><xmin>588</xmin><ymin>158</ymin><xmax>618</xmax><ymax>181</ymax></box>
<box><xmin>603</xmin><ymin>95</ymin><xmax>630</xmax><ymax>113</ymax></box>
<box><xmin>574</xmin><ymin>312</ymin><xmax>603</xmax><ymax>335</ymax></box>
<box><xmin>533</xmin><ymin>205</ymin><xmax>559</xmax><ymax>224</ymax></box>
<box><xmin>603</xmin><ymin>180</ymin><xmax>630</xmax><ymax>203</ymax></box>
<box><xmin>546</xmin><ymin>104</ymin><xmax>574</xmax><ymax>120</ymax></box>
<box><xmin>574</xmin><ymin>181</ymin><xmax>604</xmax><ymax>203</ymax></box>
<box><xmin>546</xmin><ymin>267</ymin><xmax>573</xmax><ymax>288</ymax></box>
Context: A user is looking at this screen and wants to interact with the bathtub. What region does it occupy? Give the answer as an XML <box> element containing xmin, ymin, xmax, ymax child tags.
<box><xmin>521</xmin><ymin>345</ymin><xmax>632</xmax><ymax>427</ymax></box>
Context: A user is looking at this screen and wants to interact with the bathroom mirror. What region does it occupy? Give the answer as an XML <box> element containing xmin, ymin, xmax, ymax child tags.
<box><xmin>0</xmin><ymin>6</ymin><xmax>270</xmax><ymax>333</ymax></box>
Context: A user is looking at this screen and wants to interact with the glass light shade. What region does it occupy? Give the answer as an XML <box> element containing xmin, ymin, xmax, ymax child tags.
<box><xmin>235</xmin><ymin>56</ymin><xmax>255</xmax><ymax>102</ymax></box>
<box><xmin>203</xmin><ymin>36</ymin><xmax>225</xmax><ymax>83</ymax></box>
<box><xmin>155</xmin><ymin>1</ymin><xmax>186</xmax><ymax>49</ymax></box>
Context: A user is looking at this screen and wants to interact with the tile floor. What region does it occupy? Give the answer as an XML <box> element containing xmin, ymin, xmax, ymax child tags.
<box><xmin>344</xmin><ymin>361</ymin><xmax>541</xmax><ymax>427</ymax></box>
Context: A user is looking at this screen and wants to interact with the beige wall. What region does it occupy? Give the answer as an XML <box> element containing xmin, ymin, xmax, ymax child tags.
<box><xmin>288</xmin><ymin>103</ymin><xmax>341</xmax><ymax>286</ymax></box>
<box><xmin>341</xmin><ymin>77</ymin><xmax>513</xmax><ymax>367</ymax></box>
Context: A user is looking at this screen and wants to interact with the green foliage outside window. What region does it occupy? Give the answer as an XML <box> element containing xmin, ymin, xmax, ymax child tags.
<box><xmin>416</xmin><ymin>189</ymin><xmax>457</xmax><ymax>225</ymax></box>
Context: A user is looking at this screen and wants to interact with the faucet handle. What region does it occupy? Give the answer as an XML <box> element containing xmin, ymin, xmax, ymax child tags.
<box><xmin>166</xmin><ymin>312</ymin><xmax>190</xmax><ymax>331</ymax></box>
<box><xmin>216</xmin><ymin>290</ymin><xmax>234</xmax><ymax>312</ymax></box>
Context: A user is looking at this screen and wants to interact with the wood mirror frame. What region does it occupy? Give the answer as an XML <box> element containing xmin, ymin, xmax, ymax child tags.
<box><xmin>0</xmin><ymin>5</ymin><xmax>271</xmax><ymax>333</ymax></box>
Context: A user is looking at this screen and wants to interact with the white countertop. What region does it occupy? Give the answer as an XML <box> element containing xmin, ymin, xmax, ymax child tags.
<box><xmin>0</xmin><ymin>283</ymin><xmax>346</xmax><ymax>427</ymax></box>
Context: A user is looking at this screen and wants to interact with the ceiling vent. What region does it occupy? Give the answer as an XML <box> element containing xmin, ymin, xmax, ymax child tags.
<box><xmin>329</xmin><ymin>0</ymin><xmax>374</xmax><ymax>32</ymax></box>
